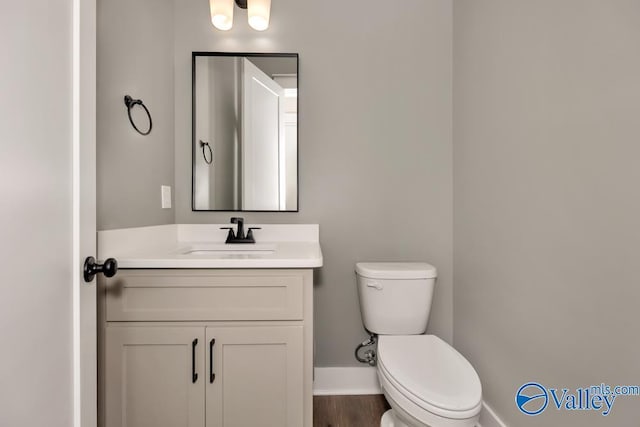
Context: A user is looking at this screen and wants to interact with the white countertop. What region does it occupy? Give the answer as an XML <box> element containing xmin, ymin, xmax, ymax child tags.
<box><xmin>98</xmin><ymin>224</ymin><xmax>323</xmax><ymax>269</ymax></box>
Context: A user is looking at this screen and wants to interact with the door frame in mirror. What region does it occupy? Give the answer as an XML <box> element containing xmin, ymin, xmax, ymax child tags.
<box><xmin>191</xmin><ymin>52</ymin><xmax>300</xmax><ymax>212</ymax></box>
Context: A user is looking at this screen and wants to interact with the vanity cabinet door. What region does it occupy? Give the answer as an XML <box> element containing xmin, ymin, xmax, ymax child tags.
<box><xmin>104</xmin><ymin>326</ymin><xmax>206</xmax><ymax>427</ymax></box>
<box><xmin>205</xmin><ymin>326</ymin><xmax>304</xmax><ymax>427</ymax></box>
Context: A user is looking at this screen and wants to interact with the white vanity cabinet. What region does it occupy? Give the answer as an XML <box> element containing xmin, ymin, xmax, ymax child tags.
<box><xmin>99</xmin><ymin>269</ymin><xmax>313</xmax><ymax>427</ymax></box>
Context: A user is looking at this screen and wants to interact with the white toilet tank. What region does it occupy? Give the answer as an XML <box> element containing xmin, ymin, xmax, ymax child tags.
<box><xmin>356</xmin><ymin>262</ymin><xmax>437</xmax><ymax>335</ymax></box>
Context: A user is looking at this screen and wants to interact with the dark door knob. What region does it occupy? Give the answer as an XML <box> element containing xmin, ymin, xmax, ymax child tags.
<box><xmin>83</xmin><ymin>256</ymin><xmax>118</xmax><ymax>283</ymax></box>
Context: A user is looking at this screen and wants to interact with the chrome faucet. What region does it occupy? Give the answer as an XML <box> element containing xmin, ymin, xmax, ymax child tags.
<box><xmin>221</xmin><ymin>217</ymin><xmax>261</xmax><ymax>244</ymax></box>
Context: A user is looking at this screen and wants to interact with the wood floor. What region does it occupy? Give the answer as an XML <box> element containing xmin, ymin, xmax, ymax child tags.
<box><xmin>313</xmin><ymin>394</ymin><xmax>390</xmax><ymax>427</ymax></box>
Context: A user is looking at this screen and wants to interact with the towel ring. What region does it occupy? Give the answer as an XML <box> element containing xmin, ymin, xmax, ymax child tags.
<box><xmin>124</xmin><ymin>95</ymin><xmax>152</xmax><ymax>136</ymax></box>
<box><xmin>200</xmin><ymin>140</ymin><xmax>213</xmax><ymax>164</ymax></box>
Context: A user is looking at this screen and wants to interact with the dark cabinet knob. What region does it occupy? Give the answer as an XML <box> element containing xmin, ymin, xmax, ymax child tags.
<box><xmin>83</xmin><ymin>256</ymin><xmax>118</xmax><ymax>283</ymax></box>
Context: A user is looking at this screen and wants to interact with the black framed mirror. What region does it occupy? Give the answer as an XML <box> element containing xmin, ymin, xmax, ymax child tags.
<box><xmin>192</xmin><ymin>52</ymin><xmax>299</xmax><ymax>212</ymax></box>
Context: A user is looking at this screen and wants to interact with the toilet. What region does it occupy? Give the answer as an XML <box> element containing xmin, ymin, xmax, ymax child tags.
<box><xmin>356</xmin><ymin>262</ymin><xmax>482</xmax><ymax>427</ymax></box>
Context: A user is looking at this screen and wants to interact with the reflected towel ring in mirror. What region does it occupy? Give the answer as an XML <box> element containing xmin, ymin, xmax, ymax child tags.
<box><xmin>124</xmin><ymin>95</ymin><xmax>152</xmax><ymax>135</ymax></box>
<box><xmin>200</xmin><ymin>140</ymin><xmax>213</xmax><ymax>164</ymax></box>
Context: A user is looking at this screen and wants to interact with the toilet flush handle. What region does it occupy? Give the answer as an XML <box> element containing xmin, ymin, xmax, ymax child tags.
<box><xmin>366</xmin><ymin>282</ymin><xmax>383</xmax><ymax>290</ymax></box>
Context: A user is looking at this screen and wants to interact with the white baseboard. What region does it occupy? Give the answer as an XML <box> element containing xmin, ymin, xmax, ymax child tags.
<box><xmin>313</xmin><ymin>367</ymin><xmax>508</xmax><ymax>427</ymax></box>
<box><xmin>478</xmin><ymin>401</ymin><xmax>507</xmax><ymax>427</ymax></box>
<box><xmin>313</xmin><ymin>367</ymin><xmax>381</xmax><ymax>395</ymax></box>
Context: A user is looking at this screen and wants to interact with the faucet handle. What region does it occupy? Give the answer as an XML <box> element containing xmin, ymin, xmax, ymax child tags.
<box><xmin>246</xmin><ymin>227</ymin><xmax>261</xmax><ymax>239</ymax></box>
<box><xmin>230</xmin><ymin>217</ymin><xmax>244</xmax><ymax>224</ymax></box>
<box><xmin>245</xmin><ymin>227</ymin><xmax>261</xmax><ymax>243</ymax></box>
<box><xmin>220</xmin><ymin>227</ymin><xmax>235</xmax><ymax>242</ymax></box>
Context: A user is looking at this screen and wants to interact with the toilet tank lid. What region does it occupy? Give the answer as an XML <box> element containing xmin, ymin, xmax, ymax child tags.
<box><xmin>356</xmin><ymin>262</ymin><xmax>437</xmax><ymax>279</ymax></box>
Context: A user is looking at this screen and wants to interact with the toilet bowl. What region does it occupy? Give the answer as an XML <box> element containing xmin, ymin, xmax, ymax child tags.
<box><xmin>355</xmin><ymin>263</ymin><xmax>482</xmax><ymax>427</ymax></box>
<box><xmin>377</xmin><ymin>335</ymin><xmax>481</xmax><ymax>427</ymax></box>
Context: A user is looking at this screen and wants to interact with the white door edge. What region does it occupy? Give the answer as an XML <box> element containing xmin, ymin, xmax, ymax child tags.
<box><xmin>73</xmin><ymin>0</ymin><xmax>97</xmax><ymax>426</ymax></box>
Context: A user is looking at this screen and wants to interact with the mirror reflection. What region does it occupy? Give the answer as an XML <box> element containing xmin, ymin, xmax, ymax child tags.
<box><xmin>192</xmin><ymin>53</ymin><xmax>298</xmax><ymax>211</ymax></box>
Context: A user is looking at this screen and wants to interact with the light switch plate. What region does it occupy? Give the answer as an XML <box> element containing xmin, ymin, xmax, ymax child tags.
<box><xmin>161</xmin><ymin>185</ymin><xmax>172</xmax><ymax>209</ymax></box>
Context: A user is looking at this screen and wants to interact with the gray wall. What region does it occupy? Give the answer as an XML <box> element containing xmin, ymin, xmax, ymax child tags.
<box><xmin>174</xmin><ymin>0</ymin><xmax>454</xmax><ymax>366</ymax></box>
<box><xmin>97</xmin><ymin>0</ymin><xmax>175</xmax><ymax>230</ymax></box>
<box><xmin>249</xmin><ymin>56</ymin><xmax>298</xmax><ymax>77</ymax></box>
<box><xmin>194</xmin><ymin>56</ymin><xmax>239</xmax><ymax>210</ymax></box>
<box><xmin>453</xmin><ymin>0</ymin><xmax>640</xmax><ymax>425</ymax></box>
<box><xmin>208</xmin><ymin>59</ymin><xmax>238</xmax><ymax>208</ymax></box>
<box><xmin>0</xmin><ymin>0</ymin><xmax>73</xmax><ymax>425</ymax></box>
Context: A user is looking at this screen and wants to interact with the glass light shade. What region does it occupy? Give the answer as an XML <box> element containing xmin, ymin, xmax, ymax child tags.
<box><xmin>210</xmin><ymin>0</ymin><xmax>234</xmax><ymax>31</ymax></box>
<box><xmin>247</xmin><ymin>0</ymin><xmax>270</xmax><ymax>31</ymax></box>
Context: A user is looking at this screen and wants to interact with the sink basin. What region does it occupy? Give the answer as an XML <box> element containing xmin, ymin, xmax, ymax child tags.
<box><xmin>178</xmin><ymin>243</ymin><xmax>277</xmax><ymax>256</ymax></box>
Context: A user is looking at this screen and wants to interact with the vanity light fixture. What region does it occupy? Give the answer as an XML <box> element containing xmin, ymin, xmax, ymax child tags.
<box><xmin>209</xmin><ymin>0</ymin><xmax>271</xmax><ymax>31</ymax></box>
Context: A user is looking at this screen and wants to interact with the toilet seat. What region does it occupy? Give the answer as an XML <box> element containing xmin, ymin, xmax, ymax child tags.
<box><xmin>377</xmin><ymin>335</ymin><xmax>482</xmax><ymax>421</ymax></box>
